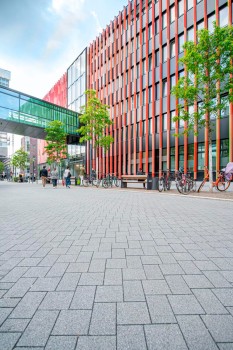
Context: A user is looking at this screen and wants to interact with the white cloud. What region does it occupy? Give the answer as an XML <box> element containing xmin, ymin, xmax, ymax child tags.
<box><xmin>91</xmin><ymin>11</ymin><xmax>102</xmax><ymax>34</ymax></box>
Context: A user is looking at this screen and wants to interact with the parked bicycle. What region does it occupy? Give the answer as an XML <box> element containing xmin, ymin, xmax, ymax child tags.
<box><xmin>175</xmin><ymin>168</ymin><xmax>196</xmax><ymax>195</ymax></box>
<box><xmin>83</xmin><ymin>176</ymin><xmax>101</xmax><ymax>187</ymax></box>
<box><xmin>158</xmin><ymin>171</ymin><xmax>172</xmax><ymax>192</ymax></box>
<box><xmin>102</xmin><ymin>174</ymin><xmax>120</xmax><ymax>188</ymax></box>
<box><xmin>197</xmin><ymin>164</ymin><xmax>233</xmax><ymax>192</ymax></box>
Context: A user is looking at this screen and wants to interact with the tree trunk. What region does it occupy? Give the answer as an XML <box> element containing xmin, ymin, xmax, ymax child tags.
<box><xmin>208</xmin><ymin>134</ymin><xmax>213</xmax><ymax>192</ymax></box>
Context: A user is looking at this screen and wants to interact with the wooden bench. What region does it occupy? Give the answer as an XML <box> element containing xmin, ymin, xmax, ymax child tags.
<box><xmin>121</xmin><ymin>175</ymin><xmax>147</xmax><ymax>188</ymax></box>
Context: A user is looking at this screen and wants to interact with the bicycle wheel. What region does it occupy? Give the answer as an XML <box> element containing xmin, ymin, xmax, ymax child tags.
<box><xmin>176</xmin><ymin>179</ymin><xmax>191</xmax><ymax>195</ymax></box>
<box><xmin>92</xmin><ymin>179</ymin><xmax>98</xmax><ymax>186</ymax></box>
<box><xmin>114</xmin><ymin>178</ymin><xmax>120</xmax><ymax>187</ymax></box>
<box><xmin>102</xmin><ymin>179</ymin><xmax>110</xmax><ymax>188</ymax></box>
<box><xmin>83</xmin><ymin>179</ymin><xmax>89</xmax><ymax>187</ymax></box>
<box><xmin>217</xmin><ymin>180</ymin><xmax>230</xmax><ymax>192</ymax></box>
<box><xmin>158</xmin><ymin>178</ymin><xmax>164</xmax><ymax>192</ymax></box>
<box><xmin>197</xmin><ymin>179</ymin><xmax>206</xmax><ymax>193</ymax></box>
<box><xmin>166</xmin><ymin>179</ymin><xmax>171</xmax><ymax>190</ymax></box>
<box><xmin>191</xmin><ymin>180</ymin><xmax>196</xmax><ymax>192</ymax></box>
<box><xmin>95</xmin><ymin>179</ymin><xmax>101</xmax><ymax>188</ymax></box>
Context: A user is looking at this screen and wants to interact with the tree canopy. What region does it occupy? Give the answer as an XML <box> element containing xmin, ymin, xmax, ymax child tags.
<box><xmin>0</xmin><ymin>161</ymin><xmax>4</xmax><ymax>173</ymax></box>
<box><xmin>11</xmin><ymin>149</ymin><xmax>29</xmax><ymax>170</ymax></box>
<box><xmin>44</xmin><ymin>120</ymin><xmax>68</xmax><ymax>164</ymax></box>
<box><xmin>171</xmin><ymin>23</ymin><xmax>233</xmax><ymax>190</ymax></box>
<box><xmin>77</xmin><ymin>90</ymin><xmax>114</xmax><ymax>150</ymax></box>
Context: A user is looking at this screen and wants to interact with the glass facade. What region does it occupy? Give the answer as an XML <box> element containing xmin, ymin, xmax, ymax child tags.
<box><xmin>0</xmin><ymin>86</ymin><xmax>79</xmax><ymax>135</ymax></box>
<box><xmin>67</xmin><ymin>49</ymin><xmax>87</xmax><ymax>113</ymax></box>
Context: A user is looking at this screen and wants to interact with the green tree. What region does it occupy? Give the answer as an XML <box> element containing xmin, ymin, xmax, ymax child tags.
<box><xmin>11</xmin><ymin>149</ymin><xmax>29</xmax><ymax>171</ymax></box>
<box><xmin>0</xmin><ymin>161</ymin><xmax>4</xmax><ymax>173</ymax></box>
<box><xmin>171</xmin><ymin>23</ymin><xmax>233</xmax><ymax>191</ymax></box>
<box><xmin>44</xmin><ymin>120</ymin><xmax>68</xmax><ymax>164</ymax></box>
<box><xmin>77</xmin><ymin>90</ymin><xmax>114</xmax><ymax>150</ymax></box>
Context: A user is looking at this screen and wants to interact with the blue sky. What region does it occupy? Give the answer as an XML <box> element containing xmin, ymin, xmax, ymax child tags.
<box><xmin>0</xmin><ymin>0</ymin><xmax>127</xmax><ymax>99</ymax></box>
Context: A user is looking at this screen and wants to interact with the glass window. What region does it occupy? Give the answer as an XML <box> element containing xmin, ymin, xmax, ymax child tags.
<box><xmin>149</xmin><ymin>118</ymin><xmax>152</xmax><ymax>135</ymax></box>
<box><xmin>149</xmin><ymin>87</ymin><xmax>152</xmax><ymax>103</ymax></box>
<box><xmin>170</xmin><ymin>6</ymin><xmax>175</xmax><ymax>23</ymax></box>
<box><xmin>187</xmin><ymin>0</ymin><xmax>193</xmax><ymax>10</ymax></box>
<box><xmin>155</xmin><ymin>18</ymin><xmax>159</xmax><ymax>34</ymax></box>
<box><xmin>188</xmin><ymin>144</ymin><xmax>194</xmax><ymax>171</ymax></box>
<box><xmin>142</xmin><ymin>60</ymin><xmax>146</xmax><ymax>75</ymax></box>
<box><xmin>178</xmin><ymin>0</ymin><xmax>184</xmax><ymax>17</ymax></box>
<box><xmin>197</xmin><ymin>20</ymin><xmax>204</xmax><ymax>31</ymax></box>
<box><xmin>163</xmin><ymin>113</ymin><xmax>167</xmax><ymax>131</ymax></box>
<box><xmin>142</xmin><ymin>30</ymin><xmax>146</xmax><ymax>44</ymax></box>
<box><xmin>179</xmin><ymin>145</ymin><xmax>184</xmax><ymax>168</ymax></box>
<box><xmin>178</xmin><ymin>34</ymin><xmax>184</xmax><ymax>53</ymax></box>
<box><xmin>155</xmin><ymin>83</ymin><xmax>160</xmax><ymax>100</ymax></box>
<box><xmin>162</xmin><ymin>80</ymin><xmax>167</xmax><ymax>97</ymax></box>
<box><xmin>162</xmin><ymin>12</ymin><xmax>167</xmax><ymax>29</ymax></box>
<box><xmin>220</xmin><ymin>139</ymin><xmax>229</xmax><ymax>169</ymax></box>
<box><xmin>208</xmin><ymin>13</ymin><xmax>215</xmax><ymax>33</ymax></box>
<box><xmin>198</xmin><ymin>142</ymin><xmax>205</xmax><ymax>170</ymax></box>
<box><xmin>149</xmin><ymin>55</ymin><xmax>152</xmax><ymax>71</ymax></box>
<box><xmin>162</xmin><ymin>45</ymin><xmax>167</xmax><ymax>62</ymax></box>
<box><xmin>170</xmin><ymin>40</ymin><xmax>175</xmax><ymax>58</ymax></box>
<box><xmin>170</xmin><ymin>75</ymin><xmax>176</xmax><ymax>90</ymax></box>
<box><xmin>155</xmin><ymin>50</ymin><xmax>160</xmax><ymax>67</ymax></box>
<box><xmin>219</xmin><ymin>6</ymin><xmax>228</xmax><ymax>27</ymax></box>
<box><xmin>170</xmin><ymin>147</ymin><xmax>175</xmax><ymax>171</ymax></box>
<box><xmin>170</xmin><ymin>110</ymin><xmax>176</xmax><ymax>130</ymax></box>
<box><xmin>148</xmin><ymin>25</ymin><xmax>152</xmax><ymax>39</ymax></box>
<box><xmin>187</xmin><ymin>26</ymin><xmax>194</xmax><ymax>41</ymax></box>
<box><xmin>142</xmin><ymin>90</ymin><xmax>146</xmax><ymax>105</ymax></box>
<box><xmin>156</xmin><ymin>116</ymin><xmax>160</xmax><ymax>133</ymax></box>
<box><xmin>179</xmin><ymin>70</ymin><xmax>185</xmax><ymax>79</ymax></box>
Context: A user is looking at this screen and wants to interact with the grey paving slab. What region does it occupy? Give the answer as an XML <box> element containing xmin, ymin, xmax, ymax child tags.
<box><xmin>117</xmin><ymin>325</ymin><xmax>147</xmax><ymax>350</ymax></box>
<box><xmin>45</xmin><ymin>335</ymin><xmax>77</xmax><ymax>350</ymax></box>
<box><xmin>1</xmin><ymin>182</ymin><xmax>233</xmax><ymax>349</ymax></box>
<box><xmin>17</xmin><ymin>310</ymin><xmax>58</xmax><ymax>347</ymax></box>
<box><xmin>177</xmin><ymin>315</ymin><xmax>218</xmax><ymax>350</ymax></box>
<box><xmin>95</xmin><ymin>285</ymin><xmax>123</xmax><ymax>302</ymax></box>
<box><xmin>9</xmin><ymin>291</ymin><xmax>45</xmax><ymax>318</ymax></box>
<box><xmin>70</xmin><ymin>286</ymin><xmax>96</xmax><ymax>309</ymax></box>
<box><xmin>52</xmin><ymin>310</ymin><xmax>91</xmax><ymax>335</ymax></box>
<box><xmin>145</xmin><ymin>324</ymin><xmax>188</xmax><ymax>350</ymax></box>
<box><xmin>0</xmin><ymin>332</ymin><xmax>21</xmax><ymax>350</ymax></box>
<box><xmin>201</xmin><ymin>315</ymin><xmax>233</xmax><ymax>342</ymax></box>
<box><xmin>123</xmin><ymin>281</ymin><xmax>145</xmax><ymax>301</ymax></box>
<box><xmin>146</xmin><ymin>295</ymin><xmax>176</xmax><ymax>323</ymax></box>
<box><xmin>168</xmin><ymin>295</ymin><xmax>205</xmax><ymax>315</ymax></box>
<box><xmin>39</xmin><ymin>291</ymin><xmax>74</xmax><ymax>310</ymax></box>
<box><xmin>89</xmin><ymin>303</ymin><xmax>116</xmax><ymax>335</ymax></box>
<box><xmin>117</xmin><ymin>302</ymin><xmax>150</xmax><ymax>324</ymax></box>
<box><xmin>76</xmin><ymin>336</ymin><xmax>116</xmax><ymax>350</ymax></box>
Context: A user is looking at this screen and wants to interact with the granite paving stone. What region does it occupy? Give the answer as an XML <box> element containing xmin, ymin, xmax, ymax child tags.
<box><xmin>17</xmin><ymin>310</ymin><xmax>58</xmax><ymax>347</ymax></box>
<box><xmin>45</xmin><ymin>335</ymin><xmax>77</xmax><ymax>350</ymax></box>
<box><xmin>70</xmin><ymin>286</ymin><xmax>96</xmax><ymax>309</ymax></box>
<box><xmin>89</xmin><ymin>303</ymin><xmax>116</xmax><ymax>335</ymax></box>
<box><xmin>146</xmin><ymin>295</ymin><xmax>176</xmax><ymax>323</ymax></box>
<box><xmin>76</xmin><ymin>335</ymin><xmax>116</xmax><ymax>350</ymax></box>
<box><xmin>117</xmin><ymin>325</ymin><xmax>147</xmax><ymax>350</ymax></box>
<box><xmin>39</xmin><ymin>291</ymin><xmax>74</xmax><ymax>310</ymax></box>
<box><xmin>9</xmin><ymin>291</ymin><xmax>45</xmax><ymax>318</ymax></box>
<box><xmin>168</xmin><ymin>295</ymin><xmax>205</xmax><ymax>315</ymax></box>
<box><xmin>117</xmin><ymin>302</ymin><xmax>150</xmax><ymax>324</ymax></box>
<box><xmin>52</xmin><ymin>310</ymin><xmax>91</xmax><ymax>335</ymax></box>
<box><xmin>201</xmin><ymin>315</ymin><xmax>233</xmax><ymax>342</ymax></box>
<box><xmin>95</xmin><ymin>285</ymin><xmax>123</xmax><ymax>302</ymax></box>
<box><xmin>177</xmin><ymin>315</ymin><xmax>218</xmax><ymax>350</ymax></box>
<box><xmin>1</xmin><ymin>182</ymin><xmax>233</xmax><ymax>349</ymax></box>
<box><xmin>145</xmin><ymin>324</ymin><xmax>188</xmax><ymax>350</ymax></box>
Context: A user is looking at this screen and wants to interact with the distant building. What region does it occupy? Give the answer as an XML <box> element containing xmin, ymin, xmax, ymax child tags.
<box><xmin>21</xmin><ymin>136</ymin><xmax>38</xmax><ymax>177</ymax></box>
<box><xmin>0</xmin><ymin>68</ymin><xmax>11</xmax><ymax>160</ymax></box>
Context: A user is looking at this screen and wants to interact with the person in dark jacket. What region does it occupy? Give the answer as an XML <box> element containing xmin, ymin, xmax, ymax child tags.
<box><xmin>40</xmin><ymin>166</ymin><xmax>48</xmax><ymax>188</ymax></box>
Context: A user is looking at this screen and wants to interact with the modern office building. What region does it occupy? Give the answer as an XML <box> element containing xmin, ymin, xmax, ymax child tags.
<box><xmin>0</xmin><ymin>68</ymin><xmax>11</xmax><ymax>161</ymax></box>
<box><xmin>44</xmin><ymin>0</ymin><xmax>233</xmax><ymax>179</ymax></box>
<box><xmin>21</xmin><ymin>136</ymin><xmax>38</xmax><ymax>178</ymax></box>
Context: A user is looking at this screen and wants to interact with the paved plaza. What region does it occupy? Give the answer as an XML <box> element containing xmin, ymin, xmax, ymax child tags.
<box><xmin>0</xmin><ymin>181</ymin><xmax>233</xmax><ymax>350</ymax></box>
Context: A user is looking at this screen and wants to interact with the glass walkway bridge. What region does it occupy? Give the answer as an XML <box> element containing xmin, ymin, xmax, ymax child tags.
<box><xmin>0</xmin><ymin>86</ymin><xmax>80</xmax><ymax>142</ymax></box>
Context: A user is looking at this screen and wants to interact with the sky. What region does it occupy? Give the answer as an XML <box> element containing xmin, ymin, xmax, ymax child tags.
<box><xmin>0</xmin><ymin>0</ymin><xmax>127</xmax><ymax>99</ymax></box>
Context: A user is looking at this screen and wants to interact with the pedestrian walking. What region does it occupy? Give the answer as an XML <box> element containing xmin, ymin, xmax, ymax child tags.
<box><xmin>40</xmin><ymin>166</ymin><xmax>48</xmax><ymax>188</ymax></box>
<box><xmin>79</xmin><ymin>166</ymin><xmax>85</xmax><ymax>186</ymax></box>
<box><xmin>63</xmin><ymin>166</ymin><xmax>71</xmax><ymax>188</ymax></box>
<box><xmin>51</xmin><ymin>167</ymin><xmax>58</xmax><ymax>188</ymax></box>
